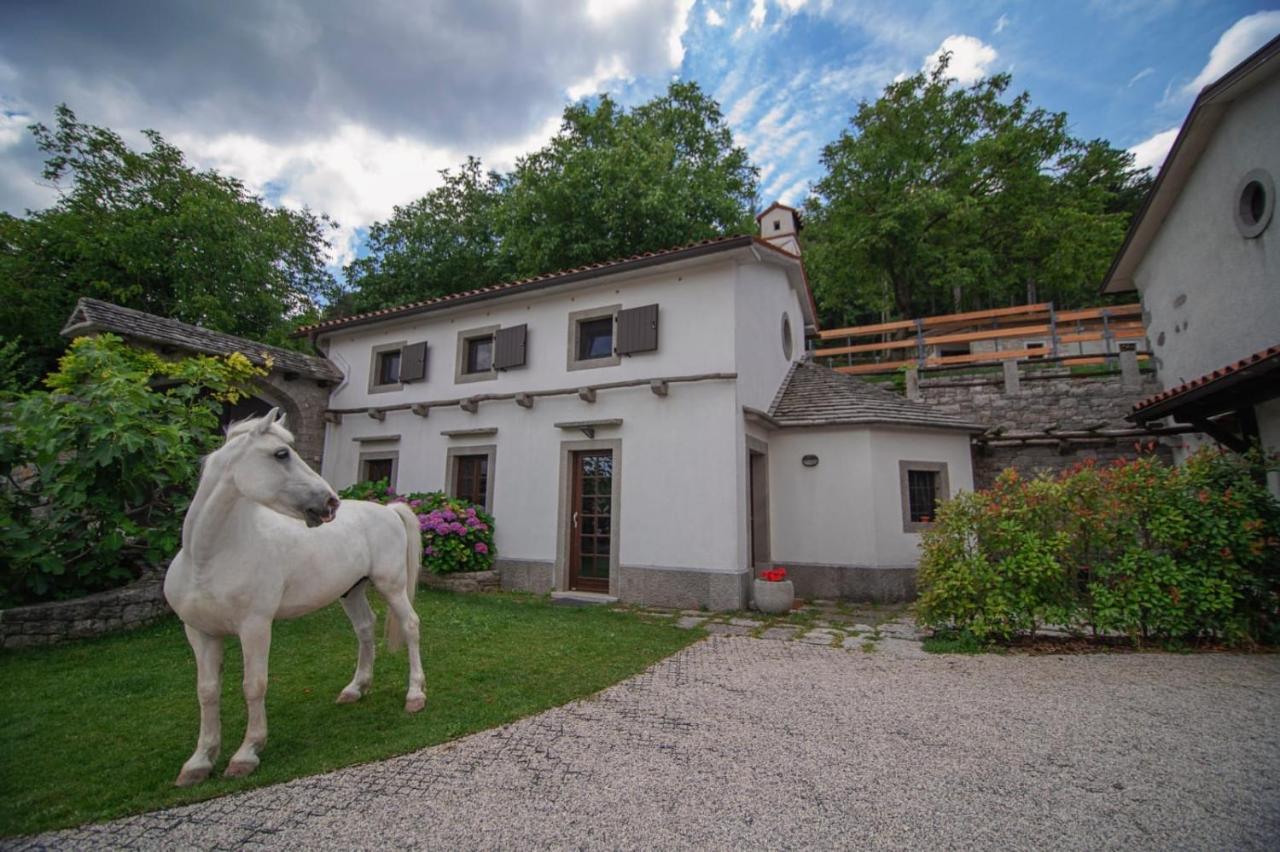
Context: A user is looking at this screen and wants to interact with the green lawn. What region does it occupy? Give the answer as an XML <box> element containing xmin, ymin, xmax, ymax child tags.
<box><xmin>0</xmin><ymin>590</ymin><xmax>699</xmax><ymax>838</ymax></box>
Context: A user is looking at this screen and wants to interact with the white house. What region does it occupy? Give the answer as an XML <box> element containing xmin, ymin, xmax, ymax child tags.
<box><xmin>298</xmin><ymin>206</ymin><xmax>981</xmax><ymax>610</ymax></box>
<box><xmin>1103</xmin><ymin>35</ymin><xmax>1280</xmax><ymax>496</ymax></box>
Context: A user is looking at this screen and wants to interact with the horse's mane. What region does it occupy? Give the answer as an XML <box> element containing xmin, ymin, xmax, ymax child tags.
<box><xmin>224</xmin><ymin>414</ymin><xmax>296</xmax><ymax>445</ymax></box>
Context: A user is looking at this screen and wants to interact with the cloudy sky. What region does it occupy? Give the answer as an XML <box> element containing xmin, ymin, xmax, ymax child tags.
<box><xmin>1</xmin><ymin>1</ymin><xmax>1277</xmax><ymax>268</ymax></box>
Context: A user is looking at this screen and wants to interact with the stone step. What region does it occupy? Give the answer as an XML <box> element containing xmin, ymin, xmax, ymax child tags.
<box><xmin>550</xmin><ymin>591</ymin><xmax>620</xmax><ymax>607</ymax></box>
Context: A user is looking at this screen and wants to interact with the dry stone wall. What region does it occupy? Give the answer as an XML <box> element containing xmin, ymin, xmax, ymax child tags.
<box><xmin>916</xmin><ymin>367</ymin><xmax>1175</xmax><ymax>490</ymax></box>
<box><xmin>0</xmin><ymin>568</ymin><xmax>170</xmax><ymax>649</ymax></box>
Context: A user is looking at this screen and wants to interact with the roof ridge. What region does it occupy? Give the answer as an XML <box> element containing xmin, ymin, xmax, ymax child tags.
<box><xmin>295</xmin><ymin>233</ymin><xmax>787</xmax><ymax>336</ymax></box>
<box><xmin>63</xmin><ymin>297</ymin><xmax>342</xmax><ymax>382</ymax></box>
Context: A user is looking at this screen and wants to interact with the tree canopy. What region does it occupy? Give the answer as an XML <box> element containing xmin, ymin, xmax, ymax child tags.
<box><xmin>803</xmin><ymin>57</ymin><xmax>1152</xmax><ymax>324</ymax></box>
<box><xmin>342</xmin><ymin>81</ymin><xmax>758</xmax><ymax>314</ymax></box>
<box><xmin>0</xmin><ymin>105</ymin><xmax>338</xmax><ymax>381</ymax></box>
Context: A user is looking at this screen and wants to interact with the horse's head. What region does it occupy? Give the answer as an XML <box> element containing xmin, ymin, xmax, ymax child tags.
<box><xmin>221</xmin><ymin>409</ymin><xmax>340</xmax><ymax>527</ymax></box>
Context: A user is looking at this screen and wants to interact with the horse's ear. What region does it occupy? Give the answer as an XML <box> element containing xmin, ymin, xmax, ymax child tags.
<box><xmin>275</xmin><ymin>410</ymin><xmax>288</xmax><ymax>429</ymax></box>
<box><xmin>255</xmin><ymin>408</ymin><xmax>280</xmax><ymax>434</ymax></box>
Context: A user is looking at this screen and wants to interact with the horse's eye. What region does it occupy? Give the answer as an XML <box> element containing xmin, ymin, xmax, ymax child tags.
<box><xmin>274</xmin><ymin>448</ymin><xmax>290</xmax><ymax>461</ymax></box>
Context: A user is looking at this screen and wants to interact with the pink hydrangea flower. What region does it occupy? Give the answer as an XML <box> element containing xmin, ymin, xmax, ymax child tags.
<box><xmin>442</xmin><ymin>509</ymin><xmax>456</xmax><ymax>521</ymax></box>
<box><xmin>474</xmin><ymin>542</ymin><xmax>488</xmax><ymax>554</ymax></box>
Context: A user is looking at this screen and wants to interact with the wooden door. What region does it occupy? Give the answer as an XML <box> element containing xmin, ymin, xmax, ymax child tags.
<box><xmin>568</xmin><ymin>450</ymin><xmax>613</xmax><ymax>593</ymax></box>
<box><xmin>748</xmin><ymin>450</ymin><xmax>770</xmax><ymax>569</ymax></box>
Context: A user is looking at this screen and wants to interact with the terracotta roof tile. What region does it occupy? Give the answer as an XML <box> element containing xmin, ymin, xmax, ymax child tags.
<box><xmin>1133</xmin><ymin>345</ymin><xmax>1280</xmax><ymax>412</ymax></box>
<box><xmin>294</xmin><ymin>234</ymin><xmax>808</xmax><ymax>337</ymax></box>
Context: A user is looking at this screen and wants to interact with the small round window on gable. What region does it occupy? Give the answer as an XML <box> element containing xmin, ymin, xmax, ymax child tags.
<box><xmin>1235</xmin><ymin>169</ymin><xmax>1275</xmax><ymax>239</ymax></box>
<box><xmin>781</xmin><ymin>312</ymin><xmax>793</xmax><ymax>360</ymax></box>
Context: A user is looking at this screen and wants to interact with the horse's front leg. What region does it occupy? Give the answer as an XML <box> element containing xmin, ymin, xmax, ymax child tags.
<box><xmin>225</xmin><ymin>618</ymin><xmax>272</xmax><ymax>778</ymax></box>
<box><xmin>176</xmin><ymin>624</ymin><xmax>224</xmax><ymax>787</ymax></box>
<box><xmin>337</xmin><ymin>581</ymin><xmax>376</xmax><ymax>703</ymax></box>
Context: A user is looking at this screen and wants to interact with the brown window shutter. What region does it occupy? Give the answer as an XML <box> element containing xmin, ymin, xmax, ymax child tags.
<box><xmin>493</xmin><ymin>324</ymin><xmax>527</xmax><ymax>370</ymax></box>
<box><xmin>399</xmin><ymin>341</ymin><xmax>428</xmax><ymax>382</ymax></box>
<box><xmin>616</xmin><ymin>304</ymin><xmax>658</xmax><ymax>355</ymax></box>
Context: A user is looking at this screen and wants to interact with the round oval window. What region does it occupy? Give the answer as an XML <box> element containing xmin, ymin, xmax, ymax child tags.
<box><xmin>781</xmin><ymin>312</ymin><xmax>793</xmax><ymax>360</ymax></box>
<box><xmin>1235</xmin><ymin>169</ymin><xmax>1275</xmax><ymax>239</ymax></box>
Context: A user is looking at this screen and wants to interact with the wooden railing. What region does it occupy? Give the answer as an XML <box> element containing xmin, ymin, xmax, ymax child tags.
<box><xmin>813</xmin><ymin>303</ymin><xmax>1146</xmax><ymax>375</ymax></box>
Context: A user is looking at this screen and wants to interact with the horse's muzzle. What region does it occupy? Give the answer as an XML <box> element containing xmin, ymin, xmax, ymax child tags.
<box><xmin>305</xmin><ymin>496</ymin><xmax>341</xmax><ymax>528</ymax></box>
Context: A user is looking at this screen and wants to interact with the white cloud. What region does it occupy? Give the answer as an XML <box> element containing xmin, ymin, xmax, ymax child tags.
<box><xmin>1126</xmin><ymin>67</ymin><xmax>1155</xmax><ymax>87</ymax></box>
<box><xmin>924</xmin><ymin>34</ymin><xmax>998</xmax><ymax>84</ymax></box>
<box><xmin>706</xmin><ymin>6</ymin><xmax>724</xmax><ymax>26</ymax></box>
<box><xmin>175</xmin><ymin>114</ymin><xmax>564</xmax><ymax>269</ymax></box>
<box><xmin>776</xmin><ymin>0</ymin><xmax>810</xmax><ymax>14</ymax></box>
<box><xmin>1183</xmin><ymin>10</ymin><xmax>1280</xmax><ymax>95</ymax></box>
<box><xmin>667</xmin><ymin>0</ymin><xmax>695</xmax><ymax>65</ymax></box>
<box><xmin>726</xmin><ymin>83</ymin><xmax>766</xmax><ymax>127</ymax></box>
<box><xmin>993</xmin><ymin>14</ymin><xmax>1009</xmax><ymax>34</ymax></box>
<box><xmin>0</xmin><ymin>111</ymin><xmax>31</xmax><ymax>150</ymax></box>
<box><xmin>749</xmin><ymin>0</ymin><xmax>767</xmax><ymax>30</ymax></box>
<box><xmin>585</xmin><ymin>0</ymin><xmax>646</xmax><ymax>25</ymax></box>
<box><xmin>565</xmin><ymin>54</ymin><xmax>634</xmax><ymax>100</ymax></box>
<box><xmin>1128</xmin><ymin>127</ymin><xmax>1179</xmax><ymax>173</ymax></box>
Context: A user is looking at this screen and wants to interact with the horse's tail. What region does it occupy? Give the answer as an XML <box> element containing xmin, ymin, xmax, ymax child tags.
<box><xmin>385</xmin><ymin>502</ymin><xmax>422</xmax><ymax>653</ymax></box>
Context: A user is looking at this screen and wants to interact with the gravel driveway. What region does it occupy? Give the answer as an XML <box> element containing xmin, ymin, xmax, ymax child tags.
<box><xmin>13</xmin><ymin>637</ymin><xmax>1280</xmax><ymax>850</ymax></box>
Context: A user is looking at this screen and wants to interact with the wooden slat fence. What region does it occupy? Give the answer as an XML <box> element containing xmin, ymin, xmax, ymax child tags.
<box><xmin>813</xmin><ymin>303</ymin><xmax>1146</xmax><ymax>375</ymax></box>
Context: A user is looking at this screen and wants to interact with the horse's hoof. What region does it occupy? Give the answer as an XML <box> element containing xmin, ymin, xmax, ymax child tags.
<box><xmin>223</xmin><ymin>760</ymin><xmax>258</xmax><ymax>779</ymax></box>
<box><xmin>175</xmin><ymin>766</ymin><xmax>211</xmax><ymax>787</ymax></box>
<box><xmin>336</xmin><ymin>688</ymin><xmax>362</xmax><ymax>704</ymax></box>
<box><xmin>404</xmin><ymin>695</ymin><xmax>426</xmax><ymax>713</ymax></box>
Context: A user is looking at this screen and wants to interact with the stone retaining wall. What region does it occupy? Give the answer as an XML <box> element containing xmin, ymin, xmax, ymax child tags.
<box><xmin>0</xmin><ymin>568</ymin><xmax>170</xmax><ymax>649</ymax></box>
<box><xmin>421</xmin><ymin>570</ymin><xmax>500</xmax><ymax>594</ymax></box>
<box><xmin>915</xmin><ymin>366</ymin><xmax>1177</xmax><ymax>488</ymax></box>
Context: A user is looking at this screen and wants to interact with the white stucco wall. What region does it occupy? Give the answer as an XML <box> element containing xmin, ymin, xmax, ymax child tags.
<box><xmin>317</xmin><ymin>254</ymin><xmax>763</xmax><ymax>589</ymax></box>
<box><xmin>1134</xmin><ymin>75</ymin><xmax>1280</xmax><ymax>387</ymax></box>
<box><xmin>321</xmin><ymin>259</ymin><xmax>740</xmax><ymax>413</ymax></box>
<box><xmin>323</xmin><ymin>377</ymin><xmax>744</xmax><ymax>575</ymax></box>
<box><xmin>733</xmin><ymin>261</ymin><xmax>804</xmax><ymax>413</ymax></box>
<box><xmin>766</xmin><ymin>426</ymin><xmax>974</xmax><ymax>568</ymax></box>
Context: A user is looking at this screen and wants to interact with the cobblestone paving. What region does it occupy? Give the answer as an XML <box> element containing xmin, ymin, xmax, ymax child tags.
<box><xmin>651</xmin><ymin>599</ymin><xmax>924</xmax><ymax>655</ymax></box>
<box><xmin>13</xmin><ymin>635</ymin><xmax>1280</xmax><ymax>850</ymax></box>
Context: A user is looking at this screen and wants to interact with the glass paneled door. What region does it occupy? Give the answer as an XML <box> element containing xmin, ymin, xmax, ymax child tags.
<box><xmin>569</xmin><ymin>450</ymin><xmax>613</xmax><ymax>593</ymax></box>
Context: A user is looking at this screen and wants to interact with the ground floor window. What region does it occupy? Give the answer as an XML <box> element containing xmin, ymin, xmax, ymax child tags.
<box><xmin>446</xmin><ymin>445</ymin><xmax>496</xmax><ymax>510</ymax></box>
<box><xmin>359</xmin><ymin>451</ymin><xmax>398</xmax><ymax>490</ymax></box>
<box><xmin>899</xmin><ymin>460</ymin><xmax>949</xmax><ymax>532</ymax></box>
<box><xmin>453</xmin><ymin>455</ymin><xmax>488</xmax><ymax>508</ymax></box>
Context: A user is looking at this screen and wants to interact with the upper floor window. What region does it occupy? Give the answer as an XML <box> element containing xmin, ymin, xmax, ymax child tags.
<box><xmin>578</xmin><ymin>317</ymin><xmax>614</xmax><ymax>361</ymax></box>
<box><xmin>368</xmin><ymin>341</ymin><xmax>406</xmax><ymax>394</ymax></box>
<box><xmin>377</xmin><ymin>350</ymin><xmax>401</xmax><ymax>385</ymax></box>
<box><xmin>567</xmin><ymin>303</ymin><xmax>659</xmax><ymax>371</ymax></box>
<box><xmin>455</xmin><ymin>324</ymin><xmax>500</xmax><ymax>384</ymax></box>
<box><xmin>466</xmin><ymin>335</ymin><xmax>494</xmax><ymax>373</ymax></box>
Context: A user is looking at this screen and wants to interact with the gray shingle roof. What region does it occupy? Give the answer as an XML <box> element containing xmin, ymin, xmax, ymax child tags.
<box><xmin>767</xmin><ymin>361</ymin><xmax>984</xmax><ymax>432</ymax></box>
<box><xmin>61</xmin><ymin>298</ymin><xmax>343</xmax><ymax>382</ymax></box>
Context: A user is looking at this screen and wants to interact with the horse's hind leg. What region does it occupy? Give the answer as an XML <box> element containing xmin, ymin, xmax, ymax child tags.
<box><xmin>176</xmin><ymin>624</ymin><xmax>224</xmax><ymax>787</ymax></box>
<box><xmin>337</xmin><ymin>580</ymin><xmax>375</xmax><ymax>703</ymax></box>
<box><xmin>375</xmin><ymin>581</ymin><xmax>425</xmax><ymax>713</ymax></box>
<box><xmin>225</xmin><ymin>618</ymin><xmax>272</xmax><ymax>778</ymax></box>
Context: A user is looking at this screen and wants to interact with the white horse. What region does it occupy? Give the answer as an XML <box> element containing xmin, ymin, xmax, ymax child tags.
<box><xmin>164</xmin><ymin>408</ymin><xmax>425</xmax><ymax>787</ymax></box>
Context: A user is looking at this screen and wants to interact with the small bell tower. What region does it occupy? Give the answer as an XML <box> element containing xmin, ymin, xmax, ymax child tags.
<box><xmin>756</xmin><ymin>202</ymin><xmax>802</xmax><ymax>255</ymax></box>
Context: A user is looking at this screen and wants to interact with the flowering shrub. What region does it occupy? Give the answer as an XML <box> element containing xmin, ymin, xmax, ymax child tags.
<box><xmin>917</xmin><ymin>448</ymin><xmax>1280</xmax><ymax>646</ymax></box>
<box><xmin>759</xmin><ymin>567</ymin><xmax>788</xmax><ymax>582</ymax></box>
<box><xmin>337</xmin><ymin>480</ymin><xmax>497</xmax><ymax>575</ymax></box>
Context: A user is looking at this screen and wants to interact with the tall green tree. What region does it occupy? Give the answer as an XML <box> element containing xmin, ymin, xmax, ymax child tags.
<box><xmin>342</xmin><ymin>157</ymin><xmax>508</xmax><ymax>314</ymax></box>
<box><xmin>803</xmin><ymin>57</ymin><xmax>1151</xmax><ymax>324</ymax></box>
<box><xmin>502</xmin><ymin>81</ymin><xmax>758</xmax><ymax>276</ymax></box>
<box><xmin>343</xmin><ymin>81</ymin><xmax>759</xmax><ymax>311</ymax></box>
<box><xmin>0</xmin><ymin>105</ymin><xmax>338</xmax><ymax>379</ymax></box>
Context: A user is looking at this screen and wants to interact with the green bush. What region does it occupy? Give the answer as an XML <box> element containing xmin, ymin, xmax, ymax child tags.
<box><xmin>918</xmin><ymin>449</ymin><xmax>1280</xmax><ymax>646</ymax></box>
<box><xmin>0</xmin><ymin>335</ymin><xmax>265</xmax><ymax>606</ymax></box>
<box><xmin>336</xmin><ymin>480</ymin><xmax>497</xmax><ymax>575</ymax></box>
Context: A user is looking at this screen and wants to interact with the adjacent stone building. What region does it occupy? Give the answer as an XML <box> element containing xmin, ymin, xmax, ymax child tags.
<box><xmin>61</xmin><ymin>298</ymin><xmax>341</xmax><ymax>469</ymax></box>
